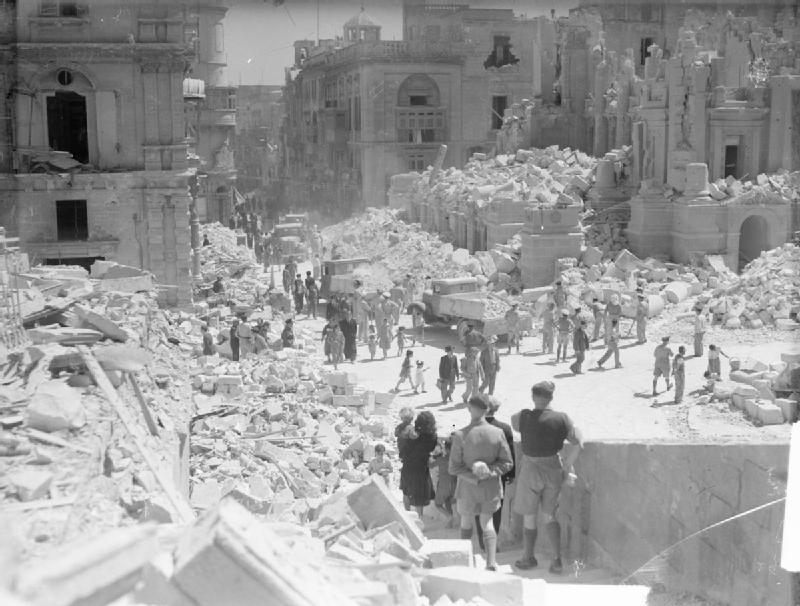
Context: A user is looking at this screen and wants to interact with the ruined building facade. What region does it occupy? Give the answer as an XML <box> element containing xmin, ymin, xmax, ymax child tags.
<box><xmin>0</xmin><ymin>0</ymin><xmax>232</xmax><ymax>305</ymax></box>
<box><xmin>283</xmin><ymin>2</ymin><xmax>556</xmax><ymax>212</ymax></box>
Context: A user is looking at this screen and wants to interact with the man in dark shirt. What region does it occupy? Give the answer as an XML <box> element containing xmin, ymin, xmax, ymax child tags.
<box><xmin>569</xmin><ymin>319</ymin><xmax>590</xmax><ymax>374</ymax></box>
<box><xmin>474</xmin><ymin>395</ymin><xmax>515</xmax><ymax>552</ymax></box>
<box><xmin>438</xmin><ymin>346</ymin><xmax>460</xmax><ymax>403</ymax></box>
<box><xmin>511</xmin><ymin>380</ymin><xmax>583</xmax><ymax>574</ymax></box>
<box><xmin>229</xmin><ymin>319</ymin><xmax>240</xmax><ymax>362</ymax></box>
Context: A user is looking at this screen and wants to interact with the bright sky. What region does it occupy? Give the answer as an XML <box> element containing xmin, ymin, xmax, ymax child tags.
<box><xmin>222</xmin><ymin>0</ymin><xmax>575</xmax><ymax>86</ymax></box>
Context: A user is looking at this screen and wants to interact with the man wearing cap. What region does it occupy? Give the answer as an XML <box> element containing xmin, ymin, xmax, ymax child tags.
<box><xmin>438</xmin><ymin>346</ymin><xmax>460</xmax><ymax>403</ymax></box>
<box><xmin>512</xmin><ymin>381</ymin><xmax>583</xmax><ymax>574</ymax></box>
<box><xmin>635</xmin><ymin>294</ymin><xmax>649</xmax><ymax>345</ymax></box>
<box><xmin>569</xmin><ymin>319</ymin><xmax>590</xmax><ymax>374</ymax></box>
<box><xmin>555</xmin><ymin>309</ymin><xmax>571</xmax><ymax>363</ymax></box>
<box><xmin>596</xmin><ymin>318</ymin><xmax>621</xmax><ymax>369</ymax></box>
<box><xmin>449</xmin><ymin>396</ymin><xmax>514</xmax><ymax>571</ymax></box>
<box><xmin>505</xmin><ymin>304</ymin><xmax>521</xmax><ymax>355</ymax></box>
<box><xmin>590</xmin><ymin>297</ymin><xmax>604</xmax><ymax>341</ymax></box>
<box><xmin>479</xmin><ymin>337</ymin><xmax>501</xmax><ymax>396</ymax></box>
<box><xmin>653</xmin><ymin>336</ymin><xmax>673</xmax><ymax>396</ymax></box>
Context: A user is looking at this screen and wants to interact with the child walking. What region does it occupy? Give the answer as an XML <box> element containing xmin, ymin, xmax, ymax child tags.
<box><xmin>672</xmin><ymin>345</ymin><xmax>686</xmax><ymax>404</ymax></box>
<box><xmin>394</xmin><ymin>350</ymin><xmax>416</xmax><ymax>391</ymax></box>
<box><xmin>330</xmin><ymin>324</ymin><xmax>345</xmax><ymax>369</ymax></box>
<box><xmin>367</xmin><ymin>324</ymin><xmax>378</xmax><ymax>360</ymax></box>
<box><xmin>379</xmin><ymin>318</ymin><xmax>393</xmax><ymax>360</ymax></box>
<box><xmin>396</xmin><ymin>326</ymin><xmax>407</xmax><ymax>357</ymax></box>
<box><xmin>413</xmin><ymin>360</ymin><xmax>428</xmax><ymax>394</ymax></box>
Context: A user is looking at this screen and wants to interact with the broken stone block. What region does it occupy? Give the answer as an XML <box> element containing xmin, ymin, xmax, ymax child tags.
<box><xmin>173</xmin><ymin>499</ymin><xmax>354</xmax><ymax>606</ymax></box>
<box><xmin>9</xmin><ymin>469</ymin><xmax>52</xmax><ymax>501</ymax></box>
<box><xmin>663</xmin><ymin>281</ymin><xmax>690</xmax><ymax>304</ymax></box>
<box><xmin>27</xmin><ymin>326</ymin><xmax>103</xmax><ymax>346</ymax></box>
<box><xmin>421</xmin><ymin>566</ymin><xmax>525</xmax><ymax>606</ymax></box>
<box><xmin>27</xmin><ymin>381</ymin><xmax>86</xmax><ymax>432</ymax></box>
<box><xmin>190</xmin><ymin>479</ymin><xmax>222</xmax><ymax>511</ymax></box>
<box><xmin>756</xmin><ymin>402</ymin><xmax>784</xmax><ymax>425</ymax></box>
<box><xmin>347</xmin><ymin>476</ymin><xmax>426</xmax><ymax>550</ymax></box>
<box><xmin>421</xmin><ymin>539</ymin><xmax>474</xmax><ymax>568</ymax></box>
<box><xmin>744</xmin><ymin>399</ymin><xmax>759</xmax><ymax>419</ymax></box>
<box><xmin>363</xmin><ymin>565</ymin><xmax>418</xmax><ymax>606</ymax></box>
<box><xmin>372</xmin><ymin>530</ymin><xmax>426</xmax><ymax>566</ymax></box>
<box><xmin>707</xmin><ymin>182</ymin><xmax>727</xmax><ymax>200</ymax></box>
<box><xmin>751</xmin><ymin>379</ymin><xmax>774</xmax><ymax>401</ymax></box>
<box><xmin>712</xmin><ymin>381</ymin><xmax>736</xmax><ymax>401</ymax></box>
<box><xmin>776</xmin><ymin>318</ymin><xmax>799</xmax><ymax>330</ymax></box>
<box><xmin>775</xmin><ymin>398</ymin><xmax>798</xmax><ymax>423</ymax></box>
<box><xmin>95</xmin><ymin>344</ymin><xmax>151</xmax><ymax>372</ymax></box>
<box><xmin>74</xmin><ymin>305</ymin><xmax>128</xmax><ymax>342</ymax></box>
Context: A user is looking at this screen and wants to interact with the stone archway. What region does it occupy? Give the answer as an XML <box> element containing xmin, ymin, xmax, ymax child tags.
<box><xmin>738</xmin><ymin>214</ymin><xmax>769</xmax><ymax>272</ymax></box>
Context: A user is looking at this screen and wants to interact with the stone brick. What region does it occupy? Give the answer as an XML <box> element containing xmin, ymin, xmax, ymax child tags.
<box><xmin>744</xmin><ymin>399</ymin><xmax>759</xmax><ymax>419</ymax></box>
<box><xmin>420</xmin><ymin>539</ymin><xmax>474</xmax><ymax>568</ymax></box>
<box><xmin>74</xmin><ymin>305</ymin><xmax>128</xmax><ymax>342</ymax></box>
<box><xmin>420</xmin><ymin>566</ymin><xmax>525</xmax><ymax>606</ymax></box>
<box><xmin>756</xmin><ymin>403</ymin><xmax>785</xmax><ymax>425</ymax></box>
<box><xmin>347</xmin><ymin>476</ymin><xmax>426</xmax><ymax>550</ymax></box>
<box><xmin>775</xmin><ymin>398</ymin><xmax>798</xmax><ymax>423</ymax></box>
<box><xmin>9</xmin><ymin>470</ymin><xmax>52</xmax><ymax>502</ymax></box>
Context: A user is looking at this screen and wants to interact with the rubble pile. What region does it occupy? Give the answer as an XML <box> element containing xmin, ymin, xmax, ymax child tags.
<box><xmin>681</xmin><ymin>170</ymin><xmax>800</xmax><ymax>204</ymax></box>
<box><xmin>581</xmin><ymin>215</ymin><xmax>629</xmax><ymax>258</ymax></box>
<box><xmin>198</xmin><ymin>221</ymin><xmax>258</xmax><ymax>280</ymax></box>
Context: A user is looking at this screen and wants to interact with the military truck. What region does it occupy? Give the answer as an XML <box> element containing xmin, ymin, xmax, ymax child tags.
<box><xmin>408</xmin><ymin>277</ymin><xmax>532</xmax><ymax>342</ymax></box>
<box><xmin>320</xmin><ymin>257</ymin><xmax>370</xmax><ymax>300</ymax></box>
<box><xmin>272</xmin><ymin>222</ymin><xmax>306</xmax><ymax>263</ymax></box>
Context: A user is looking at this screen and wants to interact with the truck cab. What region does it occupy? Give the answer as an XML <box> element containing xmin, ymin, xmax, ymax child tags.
<box><xmin>273</xmin><ymin>222</ymin><xmax>304</xmax><ymax>239</ymax></box>
<box><xmin>320</xmin><ymin>257</ymin><xmax>369</xmax><ymax>299</ymax></box>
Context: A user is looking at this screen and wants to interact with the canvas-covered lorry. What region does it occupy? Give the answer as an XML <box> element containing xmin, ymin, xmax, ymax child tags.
<box><xmin>408</xmin><ymin>277</ymin><xmax>532</xmax><ymax>342</ymax></box>
<box><xmin>320</xmin><ymin>257</ymin><xmax>369</xmax><ymax>299</ymax></box>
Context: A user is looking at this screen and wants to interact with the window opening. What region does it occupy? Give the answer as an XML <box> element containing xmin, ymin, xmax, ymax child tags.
<box><xmin>47</xmin><ymin>91</ymin><xmax>89</xmax><ymax>164</ymax></box>
<box><xmin>484</xmin><ymin>35</ymin><xmax>519</xmax><ymax>69</ymax></box>
<box><xmin>724</xmin><ymin>144</ymin><xmax>740</xmax><ymax>178</ymax></box>
<box><xmin>56</xmin><ymin>200</ymin><xmax>88</xmax><ymax>241</ymax></box>
<box><xmin>491</xmin><ymin>95</ymin><xmax>508</xmax><ymax>130</ymax></box>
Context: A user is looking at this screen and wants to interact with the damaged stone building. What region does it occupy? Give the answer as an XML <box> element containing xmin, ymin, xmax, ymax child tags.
<box><xmin>283</xmin><ymin>1</ymin><xmax>557</xmax><ymax>211</ymax></box>
<box><xmin>0</xmin><ymin>0</ymin><xmax>235</xmax><ymax>305</ymax></box>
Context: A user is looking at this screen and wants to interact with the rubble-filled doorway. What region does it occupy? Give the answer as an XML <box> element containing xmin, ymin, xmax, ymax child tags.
<box><xmin>46</xmin><ymin>91</ymin><xmax>89</xmax><ymax>164</ymax></box>
<box><xmin>738</xmin><ymin>215</ymin><xmax>768</xmax><ymax>272</ymax></box>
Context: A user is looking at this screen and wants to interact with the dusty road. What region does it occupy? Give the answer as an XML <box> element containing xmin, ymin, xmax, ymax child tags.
<box><xmin>295</xmin><ymin>309</ymin><xmax>795</xmax><ymax>444</ymax></box>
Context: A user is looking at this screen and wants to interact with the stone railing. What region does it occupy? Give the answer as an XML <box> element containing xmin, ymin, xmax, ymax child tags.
<box><xmin>304</xmin><ymin>40</ymin><xmax>462</xmax><ymax>68</ymax></box>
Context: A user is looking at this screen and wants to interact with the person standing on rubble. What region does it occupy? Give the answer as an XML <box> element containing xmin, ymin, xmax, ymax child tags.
<box><xmin>237</xmin><ymin>317</ymin><xmax>253</xmax><ymax>359</ymax></box>
<box><xmin>399</xmin><ymin>410</ymin><xmax>438</xmax><ymax>526</ymax></box>
<box><xmin>512</xmin><ymin>381</ymin><xmax>583</xmax><ymax>574</ymax></box>
<box><xmin>555</xmin><ymin>309</ymin><xmax>571</xmax><ymax>363</ymax></box>
<box><xmin>304</xmin><ymin>271</ymin><xmax>318</xmax><ymax>319</ymax></box>
<box><xmin>339</xmin><ymin>309</ymin><xmax>358</xmax><ymax>363</ymax></box>
<box><xmin>438</xmin><ymin>346</ymin><xmax>459</xmax><ymax>403</ymax></box>
<box><xmin>693</xmin><ymin>307</ymin><xmax>708</xmax><ymax>358</ymax></box>
<box><xmin>505</xmin><ymin>304</ymin><xmax>521</xmax><ymax>355</ymax></box>
<box><xmin>229</xmin><ymin>319</ymin><xmax>240</xmax><ymax>362</ymax></box>
<box><xmin>672</xmin><ymin>346</ymin><xmax>686</xmax><ymax>404</ymax></box>
<box><xmin>635</xmin><ymin>294</ymin><xmax>649</xmax><ymax>345</ymax></box>
<box><xmin>461</xmin><ymin>347</ymin><xmax>484</xmax><ymax>404</ymax></box>
<box><xmin>479</xmin><ymin>337</ymin><xmax>501</xmax><ymax>396</ymax></box>
<box><xmin>449</xmin><ymin>396</ymin><xmax>514</xmax><ymax>572</ymax></box>
<box><xmin>591</xmin><ymin>297</ymin><xmax>604</xmax><ymax>342</ymax></box>
<box><xmin>569</xmin><ymin>319</ymin><xmax>590</xmax><ymax>374</ymax></box>
<box><xmin>652</xmin><ymin>336</ymin><xmax>673</xmax><ymax>396</ymax></box>
<box><xmin>541</xmin><ymin>302</ymin><xmax>555</xmax><ymax>354</ymax></box>
<box><xmin>596</xmin><ymin>318</ymin><xmax>621</xmax><ymax>369</ymax></box>
<box><xmin>281</xmin><ymin>318</ymin><xmax>295</xmax><ymax>349</ymax></box>
<box><xmin>201</xmin><ymin>325</ymin><xmax>214</xmax><ymax>356</ymax></box>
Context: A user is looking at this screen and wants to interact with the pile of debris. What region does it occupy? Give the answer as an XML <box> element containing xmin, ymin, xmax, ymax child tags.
<box><xmin>581</xmin><ymin>215</ymin><xmax>629</xmax><ymax>258</ymax></box>
<box><xmin>198</xmin><ymin>222</ymin><xmax>258</xmax><ymax>281</ymax></box>
<box><xmin>683</xmin><ymin>170</ymin><xmax>800</xmax><ymax>204</ymax></box>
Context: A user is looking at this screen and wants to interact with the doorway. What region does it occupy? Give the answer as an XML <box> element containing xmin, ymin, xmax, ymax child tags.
<box><xmin>47</xmin><ymin>91</ymin><xmax>89</xmax><ymax>164</ymax></box>
<box><xmin>724</xmin><ymin>141</ymin><xmax>740</xmax><ymax>179</ymax></box>
<box><xmin>738</xmin><ymin>215</ymin><xmax>769</xmax><ymax>272</ymax></box>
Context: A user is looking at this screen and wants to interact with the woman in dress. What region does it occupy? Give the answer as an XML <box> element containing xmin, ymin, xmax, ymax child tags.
<box><xmin>399</xmin><ymin>410</ymin><xmax>438</xmax><ymax>525</ymax></box>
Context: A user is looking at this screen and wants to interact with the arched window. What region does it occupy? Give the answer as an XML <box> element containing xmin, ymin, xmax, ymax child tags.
<box><xmin>397</xmin><ymin>74</ymin><xmax>440</xmax><ymax>107</ymax></box>
<box><xmin>396</xmin><ymin>74</ymin><xmax>445</xmax><ymax>144</ymax></box>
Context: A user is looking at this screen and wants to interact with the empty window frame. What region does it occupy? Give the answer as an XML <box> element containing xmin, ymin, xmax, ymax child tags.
<box><xmin>56</xmin><ymin>200</ymin><xmax>88</xmax><ymax>241</ymax></box>
<box><xmin>491</xmin><ymin>95</ymin><xmax>508</xmax><ymax>130</ymax></box>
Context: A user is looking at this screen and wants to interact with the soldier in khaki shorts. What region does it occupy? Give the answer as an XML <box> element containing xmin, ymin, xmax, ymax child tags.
<box><xmin>512</xmin><ymin>381</ymin><xmax>583</xmax><ymax>574</ymax></box>
<box><xmin>449</xmin><ymin>396</ymin><xmax>513</xmax><ymax>571</ymax></box>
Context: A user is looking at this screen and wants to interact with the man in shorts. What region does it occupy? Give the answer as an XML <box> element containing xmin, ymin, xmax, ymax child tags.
<box><xmin>449</xmin><ymin>396</ymin><xmax>514</xmax><ymax>571</ymax></box>
<box><xmin>511</xmin><ymin>381</ymin><xmax>583</xmax><ymax>574</ymax></box>
<box><xmin>652</xmin><ymin>336</ymin><xmax>673</xmax><ymax>396</ymax></box>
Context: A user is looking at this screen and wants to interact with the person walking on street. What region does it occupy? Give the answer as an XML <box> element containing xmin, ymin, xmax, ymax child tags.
<box><xmin>396</xmin><ymin>326</ymin><xmax>407</xmax><ymax>357</ymax></box>
<box><xmin>541</xmin><ymin>303</ymin><xmax>555</xmax><ymax>354</ymax></box>
<box><xmin>394</xmin><ymin>350</ymin><xmax>416</xmax><ymax>392</ymax></box>
<box><xmin>282</xmin><ymin>264</ymin><xmax>292</xmax><ymax>294</ymax></box>
<box><xmin>461</xmin><ymin>347</ymin><xmax>484</xmax><ymax>404</ymax></box>
<box><xmin>367</xmin><ymin>324</ymin><xmax>377</xmax><ymax>360</ymax></box>
<box><xmin>591</xmin><ymin>298</ymin><xmax>604</xmax><ymax>341</ymax></box>
<box><xmin>383</xmin><ymin>294</ymin><xmax>401</xmax><ymax>326</ymax></box>
<box><xmin>413</xmin><ymin>360</ymin><xmax>428</xmax><ymax>394</ymax></box>
<box><xmin>569</xmin><ymin>319</ymin><xmax>589</xmax><ymax>374</ymax></box>
<box><xmin>322</xmin><ymin>318</ymin><xmax>337</xmax><ymax>363</ymax></box>
<box><xmin>653</xmin><ymin>336</ymin><xmax>673</xmax><ymax>395</ymax></box>
<box><xmin>330</xmin><ymin>324</ymin><xmax>344</xmax><ymax>369</ymax></box>
<box><xmin>693</xmin><ymin>307</ymin><xmax>708</xmax><ymax>357</ymax></box>
<box><xmin>463</xmin><ymin>324</ymin><xmax>487</xmax><ymax>351</ymax></box>
<box><xmin>635</xmin><ymin>294</ymin><xmax>648</xmax><ymax>344</ymax></box>
<box><xmin>304</xmin><ymin>272</ymin><xmax>318</xmax><ymax>319</ymax></box>
<box><xmin>604</xmin><ymin>295</ymin><xmax>622</xmax><ymax>345</ymax></box>
<box><xmin>596</xmin><ymin>318</ymin><xmax>621</xmax><ymax>369</ymax></box>
<box><xmin>292</xmin><ymin>274</ymin><xmax>306</xmax><ymax>315</ymax></box>
<box><xmin>229</xmin><ymin>319</ymin><xmax>240</xmax><ymax>361</ymax></box>
<box><xmin>555</xmin><ymin>309</ymin><xmax>571</xmax><ymax>363</ymax></box>
<box><xmin>449</xmin><ymin>396</ymin><xmax>514</xmax><ymax>571</ymax></box>
<box><xmin>379</xmin><ymin>318</ymin><xmax>393</xmax><ymax>359</ymax></box>
<box><xmin>438</xmin><ymin>346</ymin><xmax>459</xmax><ymax>403</ymax></box>
<box><xmin>512</xmin><ymin>381</ymin><xmax>583</xmax><ymax>574</ymax></box>
<box><xmin>399</xmin><ymin>411</ymin><xmax>438</xmax><ymax>526</ymax></box>
<box><xmin>673</xmin><ymin>346</ymin><xmax>686</xmax><ymax>404</ymax></box>
<box><xmin>474</xmin><ymin>395</ymin><xmax>516</xmax><ymax>553</ymax></box>
<box><xmin>505</xmin><ymin>304</ymin><xmax>521</xmax><ymax>354</ymax></box>
<box><xmin>479</xmin><ymin>337</ymin><xmax>501</xmax><ymax>395</ymax></box>
<box><xmin>339</xmin><ymin>309</ymin><xmax>358</xmax><ymax>363</ymax></box>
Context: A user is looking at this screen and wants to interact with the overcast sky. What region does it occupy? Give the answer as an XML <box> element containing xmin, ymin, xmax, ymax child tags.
<box><xmin>223</xmin><ymin>0</ymin><xmax>575</xmax><ymax>86</ymax></box>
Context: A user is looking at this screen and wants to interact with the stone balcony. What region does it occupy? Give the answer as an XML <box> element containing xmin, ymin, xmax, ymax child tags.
<box><xmin>303</xmin><ymin>40</ymin><xmax>463</xmax><ymax>69</ymax></box>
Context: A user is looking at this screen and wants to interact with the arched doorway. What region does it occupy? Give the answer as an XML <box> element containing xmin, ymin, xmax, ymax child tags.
<box><xmin>738</xmin><ymin>215</ymin><xmax>769</xmax><ymax>272</ymax></box>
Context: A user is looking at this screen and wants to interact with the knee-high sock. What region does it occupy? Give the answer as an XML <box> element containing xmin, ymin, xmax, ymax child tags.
<box><xmin>483</xmin><ymin>526</ymin><xmax>498</xmax><ymax>568</ymax></box>
<box><xmin>523</xmin><ymin>527</ymin><xmax>538</xmax><ymax>560</ymax></box>
<box><xmin>546</xmin><ymin>521</ymin><xmax>561</xmax><ymax>559</ymax></box>
<box><xmin>474</xmin><ymin>515</ymin><xmax>485</xmax><ymax>550</ymax></box>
